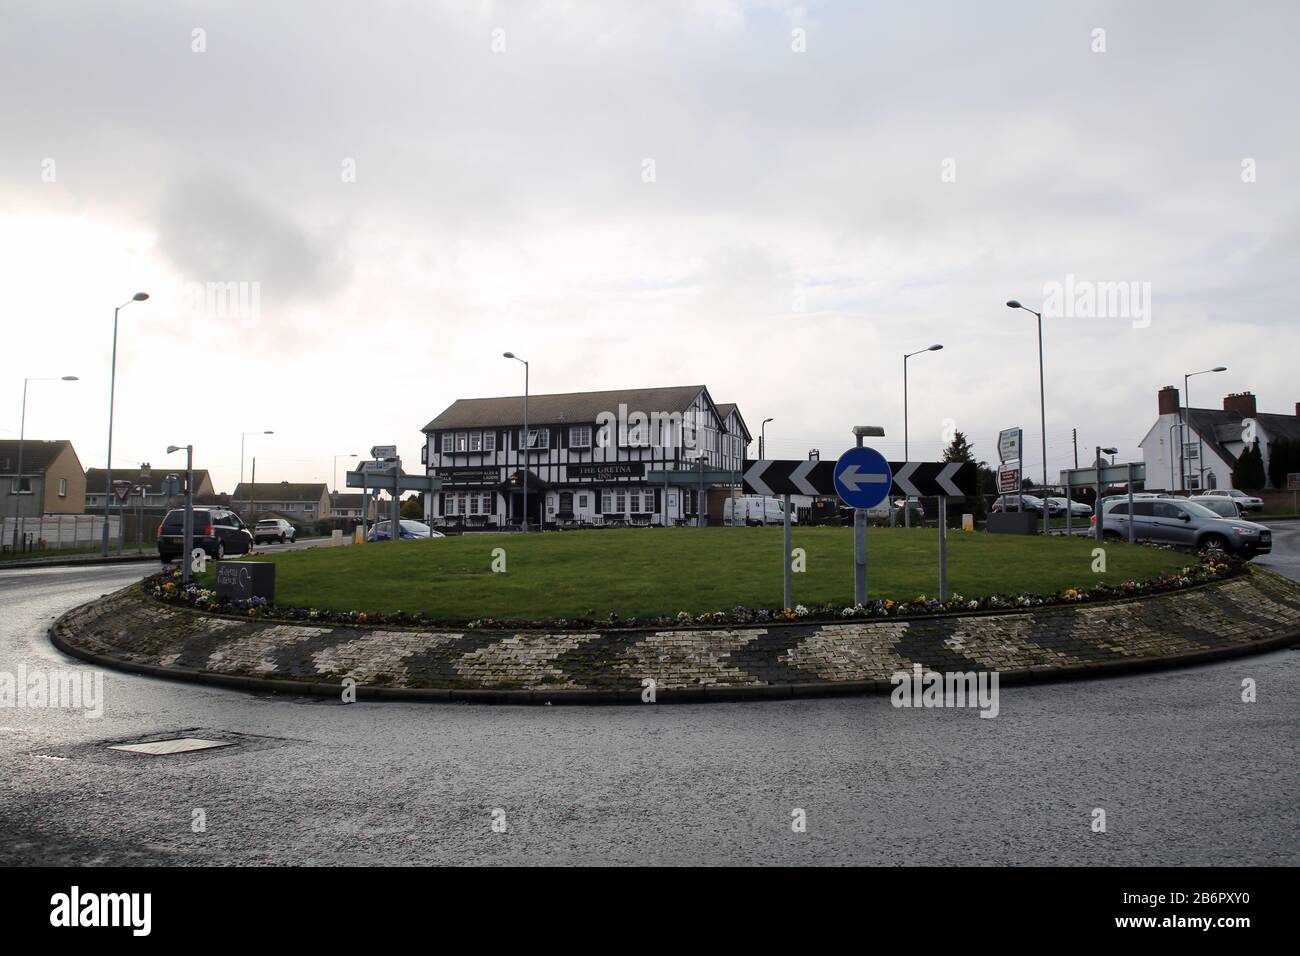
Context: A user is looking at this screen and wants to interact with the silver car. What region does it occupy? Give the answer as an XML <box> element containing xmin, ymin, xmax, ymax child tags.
<box><xmin>1100</xmin><ymin>497</ymin><xmax>1270</xmax><ymax>556</ymax></box>
<box><xmin>1196</xmin><ymin>488</ymin><xmax>1264</xmax><ymax>512</ymax></box>
<box><xmin>1046</xmin><ymin>496</ymin><xmax>1092</xmax><ymax>517</ymax></box>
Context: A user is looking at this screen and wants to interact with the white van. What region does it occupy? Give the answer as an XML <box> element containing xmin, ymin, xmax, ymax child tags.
<box><xmin>724</xmin><ymin>496</ymin><xmax>799</xmax><ymax>526</ymax></box>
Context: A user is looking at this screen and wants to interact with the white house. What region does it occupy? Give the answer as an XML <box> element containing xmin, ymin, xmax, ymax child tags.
<box><xmin>1138</xmin><ymin>386</ymin><xmax>1300</xmax><ymax>491</ymax></box>
<box><xmin>421</xmin><ymin>384</ymin><xmax>752</xmax><ymax>528</ymax></box>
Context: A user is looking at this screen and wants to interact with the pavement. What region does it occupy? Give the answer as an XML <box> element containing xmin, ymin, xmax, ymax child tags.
<box><xmin>1</xmin><ymin>526</ymin><xmax>1297</xmax><ymax>865</ymax></box>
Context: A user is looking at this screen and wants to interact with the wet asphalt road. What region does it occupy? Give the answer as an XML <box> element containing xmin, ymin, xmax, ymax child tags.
<box><xmin>1</xmin><ymin>530</ymin><xmax>1298</xmax><ymax>866</ymax></box>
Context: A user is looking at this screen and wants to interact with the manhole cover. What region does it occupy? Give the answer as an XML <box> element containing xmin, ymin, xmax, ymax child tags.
<box><xmin>108</xmin><ymin>737</ymin><xmax>234</xmax><ymax>756</ymax></box>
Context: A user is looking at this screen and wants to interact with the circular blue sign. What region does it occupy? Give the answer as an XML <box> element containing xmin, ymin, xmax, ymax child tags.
<box><xmin>834</xmin><ymin>447</ymin><xmax>893</xmax><ymax>509</ymax></box>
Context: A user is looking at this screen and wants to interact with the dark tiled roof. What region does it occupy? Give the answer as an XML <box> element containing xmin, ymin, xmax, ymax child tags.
<box><xmin>1185</xmin><ymin>407</ymin><xmax>1300</xmax><ymax>465</ymax></box>
<box><xmin>232</xmin><ymin>482</ymin><xmax>328</xmax><ymax>501</ymax></box>
<box><xmin>0</xmin><ymin>439</ymin><xmax>74</xmax><ymax>475</ymax></box>
<box><xmin>86</xmin><ymin>468</ymin><xmax>212</xmax><ymax>495</ymax></box>
<box><xmin>330</xmin><ymin>494</ymin><xmax>368</xmax><ymax>508</ymax></box>
<box><xmin>713</xmin><ymin>403</ymin><xmax>752</xmax><ymax>440</ymax></box>
<box><xmin>423</xmin><ymin>385</ymin><xmax>710</xmax><ymax>432</ymax></box>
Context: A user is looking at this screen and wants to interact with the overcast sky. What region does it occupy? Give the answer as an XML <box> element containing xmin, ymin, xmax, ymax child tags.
<box><xmin>2</xmin><ymin>0</ymin><xmax>1297</xmax><ymax>492</ymax></box>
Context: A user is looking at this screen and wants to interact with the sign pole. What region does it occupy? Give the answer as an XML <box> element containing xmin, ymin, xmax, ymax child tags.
<box><xmin>938</xmin><ymin>496</ymin><xmax>948</xmax><ymax>601</ymax></box>
<box><xmin>1127</xmin><ymin>462</ymin><xmax>1135</xmax><ymax>544</ymax></box>
<box><xmin>1094</xmin><ymin>445</ymin><xmax>1104</xmax><ymax>541</ymax></box>
<box><xmin>853</xmin><ymin>432</ymin><xmax>867</xmax><ymax>604</ymax></box>
<box><xmin>782</xmin><ymin>492</ymin><xmax>792</xmax><ymax>609</ymax></box>
<box><xmin>1065</xmin><ymin>474</ymin><xmax>1072</xmax><ymax>536</ymax></box>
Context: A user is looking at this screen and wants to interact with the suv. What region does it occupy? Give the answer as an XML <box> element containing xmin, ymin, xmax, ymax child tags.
<box><xmin>1100</xmin><ymin>497</ymin><xmax>1270</xmax><ymax>556</ymax></box>
<box><xmin>254</xmin><ymin>518</ymin><xmax>297</xmax><ymax>544</ymax></box>
<box><xmin>1196</xmin><ymin>488</ymin><xmax>1264</xmax><ymax>512</ymax></box>
<box><xmin>157</xmin><ymin>508</ymin><xmax>254</xmax><ymax>563</ymax></box>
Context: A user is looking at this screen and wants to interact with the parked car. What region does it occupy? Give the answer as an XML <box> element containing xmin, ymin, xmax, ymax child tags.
<box><xmin>367</xmin><ymin>519</ymin><xmax>446</xmax><ymax>541</ymax></box>
<box><xmin>1099</xmin><ymin>497</ymin><xmax>1270</xmax><ymax>556</ymax></box>
<box><xmin>1196</xmin><ymin>488</ymin><xmax>1264</xmax><ymax>512</ymax></box>
<box><xmin>254</xmin><ymin>518</ymin><xmax>297</xmax><ymax>544</ymax></box>
<box><xmin>157</xmin><ymin>507</ymin><xmax>254</xmax><ymax>563</ymax></box>
<box><xmin>991</xmin><ymin>494</ymin><xmax>1048</xmax><ymax>515</ymax></box>
<box><xmin>724</xmin><ymin>496</ymin><xmax>799</xmax><ymax>526</ymax></box>
<box><xmin>1045</xmin><ymin>496</ymin><xmax>1092</xmax><ymax>517</ymax></box>
<box><xmin>1195</xmin><ymin>497</ymin><xmax>1245</xmax><ymax>520</ymax></box>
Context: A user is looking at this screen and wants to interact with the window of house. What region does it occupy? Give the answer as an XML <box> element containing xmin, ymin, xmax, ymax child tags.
<box><xmin>578</xmin><ymin>494</ymin><xmax>588</xmax><ymax>509</ymax></box>
<box><xmin>441</xmin><ymin>434</ymin><xmax>454</xmax><ymax>454</ymax></box>
<box><xmin>569</xmin><ymin>425</ymin><xmax>592</xmax><ymax>448</ymax></box>
<box><xmin>521</xmin><ymin>428</ymin><xmax>549</xmax><ymax>450</ymax></box>
<box><xmin>470</xmin><ymin>432</ymin><xmax>482</xmax><ymax>452</ymax></box>
<box><xmin>58</xmin><ymin>478</ymin><xmax>67</xmax><ymax>497</ymax></box>
<box><xmin>455</xmin><ymin>433</ymin><xmax>468</xmax><ymax>452</ymax></box>
<box><xmin>483</xmin><ymin>432</ymin><xmax>496</xmax><ymax>453</ymax></box>
<box><xmin>480</xmin><ymin>493</ymin><xmax>494</xmax><ymax>514</ymax></box>
<box><xmin>601</xmin><ymin>490</ymin><xmax>613</xmax><ymax>512</ymax></box>
<box><xmin>615</xmin><ymin>491</ymin><xmax>626</xmax><ymax>513</ymax></box>
<box><xmin>10</xmin><ymin>478</ymin><xmax>31</xmax><ymax>494</ymax></box>
<box><xmin>469</xmin><ymin>494</ymin><xmax>480</xmax><ymax>515</ymax></box>
<box><xmin>421</xmin><ymin>445</ymin><xmax>428</xmax><ymax>464</ymax></box>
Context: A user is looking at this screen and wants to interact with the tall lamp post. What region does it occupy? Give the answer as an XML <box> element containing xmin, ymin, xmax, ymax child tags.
<box><xmin>760</xmin><ymin>417</ymin><xmax>774</xmax><ymax>526</ymax></box>
<box><xmin>10</xmin><ymin>375</ymin><xmax>78</xmax><ymax>552</ymax></box>
<box><xmin>503</xmin><ymin>352</ymin><xmax>530</xmax><ymax>530</ymax></box>
<box><xmin>1182</xmin><ymin>366</ymin><xmax>1227</xmax><ymax>491</ymax></box>
<box><xmin>101</xmin><ymin>292</ymin><xmax>149</xmax><ymax>554</ymax></box>
<box><xmin>1006</xmin><ymin>300</ymin><xmax>1048</xmax><ymax>512</ymax></box>
<box><xmin>902</xmin><ymin>344</ymin><xmax>943</xmax><ymax>528</ymax></box>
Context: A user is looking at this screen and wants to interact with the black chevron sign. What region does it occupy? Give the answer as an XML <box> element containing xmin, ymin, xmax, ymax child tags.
<box><xmin>743</xmin><ymin>459</ymin><xmax>979</xmax><ymax>498</ymax></box>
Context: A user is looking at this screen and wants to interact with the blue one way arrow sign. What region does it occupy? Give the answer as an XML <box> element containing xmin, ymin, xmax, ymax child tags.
<box><xmin>834</xmin><ymin>446</ymin><xmax>892</xmax><ymax>509</ymax></box>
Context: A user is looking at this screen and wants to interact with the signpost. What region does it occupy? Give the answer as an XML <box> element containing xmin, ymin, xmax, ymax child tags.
<box><xmin>834</xmin><ymin>446</ymin><xmax>892</xmax><ymax>606</ymax></box>
<box><xmin>997</xmin><ymin>426</ymin><xmax>1024</xmax><ymax>516</ymax></box>
<box><xmin>742</xmin><ymin>459</ymin><xmax>977</xmax><ymax>499</ymax></box>
<box><xmin>1058</xmin><ymin>461</ymin><xmax>1146</xmax><ymax>542</ymax></box>
<box><xmin>998</xmin><ymin>467</ymin><xmax>1020</xmax><ymax>494</ymax></box>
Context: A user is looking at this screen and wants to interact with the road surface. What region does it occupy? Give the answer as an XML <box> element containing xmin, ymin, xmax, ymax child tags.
<box><xmin>2</xmin><ymin>527</ymin><xmax>1297</xmax><ymax>865</ymax></box>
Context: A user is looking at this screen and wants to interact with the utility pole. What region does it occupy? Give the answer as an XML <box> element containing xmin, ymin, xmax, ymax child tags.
<box><xmin>1072</xmin><ymin>428</ymin><xmax>1078</xmax><ymax>469</ymax></box>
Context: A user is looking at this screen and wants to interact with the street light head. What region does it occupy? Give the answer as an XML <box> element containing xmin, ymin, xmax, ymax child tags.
<box><xmin>1212</xmin><ymin>366</ymin><xmax>1227</xmax><ymax>372</ymax></box>
<box><xmin>166</xmin><ymin>445</ymin><xmax>181</xmax><ymax>454</ymax></box>
<box><xmin>502</xmin><ymin>351</ymin><xmax>515</xmax><ymax>359</ymax></box>
<box><xmin>928</xmin><ymin>344</ymin><xmax>943</xmax><ymax>351</ymax></box>
<box><xmin>132</xmin><ymin>292</ymin><xmax>149</xmax><ymax>302</ymax></box>
<box><xmin>1006</xmin><ymin>300</ymin><xmax>1022</xmax><ymax>309</ymax></box>
<box><xmin>763</xmin><ymin>417</ymin><xmax>774</xmax><ymax>425</ymax></box>
<box><xmin>264</xmin><ymin>430</ymin><xmax>274</xmax><ymax>435</ymax></box>
<box><xmin>853</xmin><ymin>425</ymin><xmax>885</xmax><ymax>437</ymax></box>
<box><xmin>1101</xmin><ymin>447</ymin><xmax>1118</xmax><ymax>455</ymax></box>
<box><xmin>61</xmin><ymin>375</ymin><xmax>79</xmax><ymax>381</ymax></box>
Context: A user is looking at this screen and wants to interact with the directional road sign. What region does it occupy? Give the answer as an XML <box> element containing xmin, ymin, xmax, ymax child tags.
<box><xmin>743</xmin><ymin>458</ymin><xmax>978</xmax><ymax>498</ymax></box>
<box><xmin>998</xmin><ymin>466</ymin><xmax>1020</xmax><ymax>494</ymax></box>
<box><xmin>833</xmin><ymin>447</ymin><xmax>893</xmax><ymax>509</ymax></box>
<box><xmin>361</xmin><ymin>458</ymin><xmax>399</xmax><ymax>475</ymax></box>
<box><xmin>998</xmin><ymin>427</ymin><xmax>1021</xmax><ymax>463</ymax></box>
<box><xmin>370</xmin><ymin>444</ymin><xmax>397</xmax><ymax>460</ymax></box>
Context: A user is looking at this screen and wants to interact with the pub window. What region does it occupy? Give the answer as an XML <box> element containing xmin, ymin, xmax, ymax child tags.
<box><xmin>421</xmin><ymin>445</ymin><xmax>428</xmax><ymax>464</ymax></box>
<box><xmin>601</xmin><ymin>490</ymin><xmax>613</xmax><ymax>512</ymax></box>
<box><xmin>455</xmin><ymin>433</ymin><xmax>469</xmax><ymax>452</ymax></box>
<box><xmin>521</xmin><ymin>428</ymin><xmax>549</xmax><ymax>450</ymax></box>
<box><xmin>578</xmin><ymin>494</ymin><xmax>588</xmax><ymax>509</ymax></box>
<box><xmin>441</xmin><ymin>434</ymin><xmax>454</xmax><ymax>454</ymax></box>
<box><xmin>470</xmin><ymin>432</ymin><xmax>483</xmax><ymax>452</ymax></box>
<box><xmin>469</xmin><ymin>495</ymin><xmax>480</xmax><ymax>515</ymax></box>
<box><xmin>483</xmin><ymin>432</ymin><xmax>496</xmax><ymax>453</ymax></box>
<box><xmin>569</xmin><ymin>425</ymin><xmax>592</xmax><ymax>448</ymax></box>
<box><xmin>444</xmin><ymin>494</ymin><xmax>457</xmax><ymax>516</ymax></box>
<box><xmin>615</xmin><ymin>491</ymin><xmax>627</xmax><ymax>513</ymax></box>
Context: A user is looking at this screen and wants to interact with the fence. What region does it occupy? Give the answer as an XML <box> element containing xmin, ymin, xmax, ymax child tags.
<box><xmin>0</xmin><ymin>514</ymin><xmax>125</xmax><ymax>554</ymax></box>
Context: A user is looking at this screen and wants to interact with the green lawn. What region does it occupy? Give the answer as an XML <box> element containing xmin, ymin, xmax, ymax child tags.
<box><xmin>200</xmin><ymin>527</ymin><xmax>1191</xmax><ymax>621</ymax></box>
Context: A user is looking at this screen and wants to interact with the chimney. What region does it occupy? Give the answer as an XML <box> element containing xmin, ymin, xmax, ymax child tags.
<box><xmin>1158</xmin><ymin>385</ymin><xmax>1180</xmax><ymax>416</ymax></box>
<box><xmin>1223</xmin><ymin>391</ymin><xmax>1256</xmax><ymax>416</ymax></box>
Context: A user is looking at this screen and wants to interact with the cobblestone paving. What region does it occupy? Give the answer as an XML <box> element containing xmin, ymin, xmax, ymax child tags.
<box><xmin>50</xmin><ymin>571</ymin><xmax>1300</xmax><ymax>696</ymax></box>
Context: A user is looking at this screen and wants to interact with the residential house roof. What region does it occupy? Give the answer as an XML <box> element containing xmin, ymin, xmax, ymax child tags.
<box><xmin>85</xmin><ymin>468</ymin><xmax>214</xmax><ymax>496</ymax></box>
<box><xmin>0</xmin><ymin>439</ymin><xmax>76</xmax><ymax>476</ymax></box>
<box><xmin>232</xmin><ymin>482</ymin><xmax>329</xmax><ymax>501</ymax></box>
<box><xmin>1184</xmin><ymin>408</ymin><xmax>1300</xmax><ymax>466</ymax></box>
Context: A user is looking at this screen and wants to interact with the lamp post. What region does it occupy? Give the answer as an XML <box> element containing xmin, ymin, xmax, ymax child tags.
<box><xmin>903</xmin><ymin>344</ymin><xmax>943</xmax><ymax>528</ymax></box>
<box><xmin>1094</xmin><ymin>445</ymin><xmax>1118</xmax><ymax>541</ymax></box>
<box><xmin>1182</xmin><ymin>366</ymin><xmax>1227</xmax><ymax>491</ymax></box>
<box><xmin>167</xmin><ymin>444</ymin><xmax>194</xmax><ymax>583</ymax></box>
<box><xmin>10</xmin><ymin>375</ymin><xmax>78</xmax><ymax>552</ymax></box>
<box><xmin>760</xmin><ymin>417</ymin><xmax>774</xmax><ymax>526</ymax></box>
<box><xmin>1006</xmin><ymin>300</ymin><xmax>1048</xmax><ymax>513</ymax></box>
<box><xmin>101</xmin><ymin>292</ymin><xmax>149</xmax><ymax>554</ymax></box>
<box><xmin>503</xmin><ymin>352</ymin><xmax>530</xmax><ymax>531</ymax></box>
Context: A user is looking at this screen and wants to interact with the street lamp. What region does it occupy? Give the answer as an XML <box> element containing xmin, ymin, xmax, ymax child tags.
<box><xmin>1006</xmin><ymin>300</ymin><xmax>1048</xmax><ymax>509</ymax></box>
<box><xmin>10</xmin><ymin>375</ymin><xmax>78</xmax><ymax>553</ymax></box>
<box><xmin>101</xmin><ymin>292</ymin><xmax>149</xmax><ymax>554</ymax></box>
<box><xmin>760</xmin><ymin>418</ymin><xmax>774</xmax><ymax>525</ymax></box>
<box><xmin>166</xmin><ymin>443</ymin><xmax>195</xmax><ymax>582</ymax></box>
<box><xmin>240</xmin><ymin>430</ymin><xmax>274</xmax><ymax>486</ymax></box>
<box><xmin>903</xmin><ymin>344</ymin><xmax>943</xmax><ymax>528</ymax></box>
<box><xmin>503</xmin><ymin>352</ymin><xmax>530</xmax><ymax>531</ymax></box>
<box><xmin>1182</xmin><ymin>366</ymin><xmax>1227</xmax><ymax>491</ymax></box>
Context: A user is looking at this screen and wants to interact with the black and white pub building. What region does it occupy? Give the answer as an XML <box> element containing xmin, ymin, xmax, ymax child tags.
<box><xmin>421</xmin><ymin>385</ymin><xmax>751</xmax><ymax>528</ymax></box>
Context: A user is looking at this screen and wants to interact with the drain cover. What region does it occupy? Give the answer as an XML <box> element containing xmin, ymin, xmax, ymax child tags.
<box><xmin>108</xmin><ymin>737</ymin><xmax>234</xmax><ymax>756</ymax></box>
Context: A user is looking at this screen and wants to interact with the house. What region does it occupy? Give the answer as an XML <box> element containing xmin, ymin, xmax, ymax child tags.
<box><xmin>1138</xmin><ymin>387</ymin><xmax>1300</xmax><ymax>491</ymax></box>
<box><xmin>231</xmin><ymin>482</ymin><xmax>332</xmax><ymax>520</ymax></box>
<box><xmin>421</xmin><ymin>384</ymin><xmax>750</xmax><ymax>527</ymax></box>
<box><xmin>330</xmin><ymin>493</ymin><xmax>375</xmax><ymax>522</ymax></box>
<box><xmin>0</xmin><ymin>439</ymin><xmax>86</xmax><ymax>517</ymax></box>
<box><xmin>85</xmin><ymin>466</ymin><xmax>216</xmax><ymax>511</ymax></box>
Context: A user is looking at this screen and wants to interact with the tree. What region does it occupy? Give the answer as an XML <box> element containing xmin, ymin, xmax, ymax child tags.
<box><xmin>942</xmin><ymin>430</ymin><xmax>991</xmax><ymax>520</ymax></box>
<box><xmin>942</xmin><ymin>431</ymin><xmax>976</xmax><ymax>464</ymax></box>
<box><xmin>1268</xmin><ymin>438</ymin><xmax>1298</xmax><ymax>489</ymax></box>
<box><xmin>1232</xmin><ymin>441</ymin><xmax>1266</xmax><ymax>491</ymax></box>
<box><xmin>400</xmin><ymin>495</ymin><xmax>423</xmax><ymax>520</ymax></box>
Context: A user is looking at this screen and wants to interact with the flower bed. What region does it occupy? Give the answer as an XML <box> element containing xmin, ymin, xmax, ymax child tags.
<box><xmin>144</xmin><ymin>549</ymin><xmax>1247</xmax><ymax>631</ymax></box>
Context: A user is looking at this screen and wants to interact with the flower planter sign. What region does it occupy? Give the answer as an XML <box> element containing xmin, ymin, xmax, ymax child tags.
<box><xmin>215</xmin><ymin>561</ymin><xmax>275</xmax><ymax>604</ymax></box>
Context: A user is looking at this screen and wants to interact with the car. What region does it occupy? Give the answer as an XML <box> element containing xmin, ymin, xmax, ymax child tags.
<box><xmin>1046</xmin><ymin>496</ymin><xmax>1092</xmax><ymax>517</ymax></box>
<box><xmin>254</xmin><ymin>518</ymin><xmax>297</xmax><ymax>544</ymax></box>
<box><xmin>724</xmin><ymin>496</ymin><xmax>799</xmax><ymax>526</ymax></box>
<box><xmin>366</xmin><ymin>519</ymin><xmax>446</xmax><ymax>541</ymax></box>
<box><xmin>1196</xmin><ymin>488</ymin><xmax>1264</xmax><ymax>512</ymax></box>
<box><xmin>990</xmin><ymin>494</ymin><xmax>1048</xmax><ymax>515</ymax></box>
<box><xmin>157</xmin><ymin>507</ymin><xmax>254</xmax><ymax>563</ymax></box>
<box><xmin>1099</xmin><ymin>497</ymin><xmax>1270</xmax><ymax>556</ymax></box>
<box><xmin>1194</xmin><ymin>497</ymin><xmax>1245</xmax><ymax>520</ymax></box>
